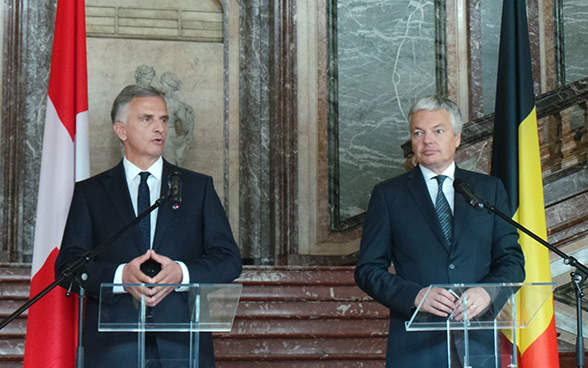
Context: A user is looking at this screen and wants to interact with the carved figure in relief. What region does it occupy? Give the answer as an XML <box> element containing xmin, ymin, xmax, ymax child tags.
<box><xmin>159</xmin><ymin>72</ymin><xmax>195</xmax><ymax>166</ymax></box>
<box><xmin>134</xmin><ymin>65</ymin><xmax>156</xmax><ymax>87</ymax></box>
<box><xmin>132</xmin><ymin>66</ymin><xmax>195</xmax><ymax>166</ymax></box>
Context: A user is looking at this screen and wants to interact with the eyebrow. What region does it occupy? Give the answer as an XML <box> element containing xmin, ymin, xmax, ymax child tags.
<box><xmin>138</xmin><ymin>114</ymin><xmax>169</xmax><ymax>120</ymax></box>
<box><xmin>412</xmin><ymin>124</ymin><xmax>445</xmax><ymax>131</ymax></box>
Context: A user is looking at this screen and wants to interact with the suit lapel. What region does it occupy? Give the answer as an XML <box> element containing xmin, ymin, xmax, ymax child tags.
<box><xmin>152</xmin><ymin>160</ymin><xmax>174</xmax><ymax>252</ymax></box>
<box><xmin>452</xmin><ymin>167</ymin><xmax>468</xmax><ymax>250</ymax></box>
<box><xmin>102</xmin><ymin>161</ymin><xmax>145</xmax><ymax>254</ymax></box>
<box><xmin>406</xmin><ymin>166</ymin><xmax>451</xmax><ymax>253</ymax></box>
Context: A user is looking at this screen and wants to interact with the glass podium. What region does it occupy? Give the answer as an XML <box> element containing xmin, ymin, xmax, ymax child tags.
<box><xmin>99</xmin><ymin>283</ymin><xmax>242</xmax><ymax>368</ymax></box>
<box><xmin>405</xmin><ymin>282</ymin><xmax>555</xmax><ymax>368</ymax></box>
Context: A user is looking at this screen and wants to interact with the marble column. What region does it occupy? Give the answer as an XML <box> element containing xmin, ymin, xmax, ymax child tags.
<box><xmin>239</xmin><ymin>0</ymin><xmax>298</xmax><ymax>265</ymax></box>
<box><xmin>0</xmin><ymin>0</ymin><xmax>56</xmax><ymax>263</ymax></box>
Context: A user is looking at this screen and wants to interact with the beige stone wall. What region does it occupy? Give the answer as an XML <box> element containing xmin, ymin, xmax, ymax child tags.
<box><xmin>85</xmin><ymin>0</ymin><xmax>240</xmax><ymax>240</ymax></box>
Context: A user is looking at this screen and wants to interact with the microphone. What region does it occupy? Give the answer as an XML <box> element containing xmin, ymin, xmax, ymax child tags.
<box><xmin>168</xmin><ymin>171</ymin><xmax>183</xmax><ymax>210</ymax></box>
<box><xmin>453</xmin><ymin>178</ymin><xmax>485</xmax><ymax>210</ymax></box>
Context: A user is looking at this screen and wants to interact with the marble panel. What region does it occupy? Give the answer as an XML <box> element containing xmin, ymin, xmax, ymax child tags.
<box><xmin>479</xmin><ymin>0</ymin><xmax>501</xmax><ymax>116</ymax></box>
<box><xmin>563</xmin><ymin>0</ymin><xmax>588</xmax><ymax>84</ymax></box>
<box><xmin>238</xmin><ymin>0</ymin><xmax>273</xmax><ymax>262</ymax></box>
<box><xmin>334</xmin><ymin>0</ymin><xmax>437</xmax><ymax>221</ymax></box>
<box><xmin>0</xmin><ymin>2</ymin><xmax>3</xmax><ymax>144</ymax></box>
<box><xmin>20</xmin><ymin>0</ymin><xmax>57</xmax><ymax>262</ymax></box>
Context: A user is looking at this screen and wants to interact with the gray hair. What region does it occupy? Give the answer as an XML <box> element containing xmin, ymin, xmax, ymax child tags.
<box><xmin>110</xmin><ymin>84</ymin><xmax>165</xmax><ymax>124</ymax></box>
<box><xmin>407</xmin><ymin>95</ymin><xmax>463</xmax><ymax>134</ymax></box>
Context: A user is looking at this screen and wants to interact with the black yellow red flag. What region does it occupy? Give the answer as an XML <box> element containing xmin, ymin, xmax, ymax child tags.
<box><xmin>491</xmin><ymin>0</ymin><xmax>559</xmax><ymax>367</ymax></box>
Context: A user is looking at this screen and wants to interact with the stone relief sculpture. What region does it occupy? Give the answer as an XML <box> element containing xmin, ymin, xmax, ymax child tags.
<box><xmin>132</xmin><ymin>65</ymin><xmax>195</xmax><ymax>166</ymax></box>
<box><xmin>134</xmin><ymin>65</ymin><xmax>156</xmax><ymax>87</ymax></box>
<box><xmin>160</xmin><ymin>72</ymin><xmax>195</xmax><ymax>166</ymax></box>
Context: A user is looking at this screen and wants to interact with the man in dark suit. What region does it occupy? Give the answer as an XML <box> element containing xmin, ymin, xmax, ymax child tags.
<box><xmin>354</xmin><ymin>95</ymin><xmax>525</xmax><ymax>367</ymax></box>
<box><xmin>55</xmin><ymin>85</ymin><xmax>242</xmax><ymax>367</ymax></box>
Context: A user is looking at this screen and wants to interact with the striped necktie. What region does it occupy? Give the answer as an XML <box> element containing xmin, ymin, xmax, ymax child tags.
<box><xmin>434</xmin><ymin>175</ymin><xmax>453</xmax><ymax>246</ymax></box>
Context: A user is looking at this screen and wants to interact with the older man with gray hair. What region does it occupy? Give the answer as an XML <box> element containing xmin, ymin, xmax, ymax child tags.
<box><xmin>354</xmin><ymin>95</ymin><xmax>525</xmax><ymax>367</ymax></box>
<box><xmin>55</xmin><ymin>84</ymin><xmax>242</xmax><ymax>368</ymax></box>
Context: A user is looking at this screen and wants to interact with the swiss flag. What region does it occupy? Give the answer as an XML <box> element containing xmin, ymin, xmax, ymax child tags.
<box><xmin>24</xmin><ymin>0</ymin><xmax>89</xmax><ymax>366</ymax></box>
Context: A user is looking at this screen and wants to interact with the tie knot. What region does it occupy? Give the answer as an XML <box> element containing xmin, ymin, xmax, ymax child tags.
<box><xmin>139</xmin><ymin>171</ymin><xmax>151</xmax><ymax>183</ymax></box>
<box><xmin>434</xmin><ymin>175</ymin><xmax>447</xmax><ymax>187</ymax></box>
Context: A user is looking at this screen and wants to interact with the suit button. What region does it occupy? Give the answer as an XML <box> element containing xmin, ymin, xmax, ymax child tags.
<box><xmin>449</xmin><ymin>264</ymin><xmax>455</xmax><ymax>270</ymax></box>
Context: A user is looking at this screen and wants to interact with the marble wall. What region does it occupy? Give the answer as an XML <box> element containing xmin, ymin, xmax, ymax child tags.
<box><xmin>560</xmin><ymin>0</ymin><xmax>588</xmax><ymax>133</ymax></box>
<box><xmin>479</xmin><ymin>0</ymin><xmax>502</xmax><ymax>116</ymax></box>
<box><xmin>562</xmin><ymin>0</ymin><xmax>588</xmax><ymax>85</ymax></box>
<box><xmin>2</xmin><ymin>0</ymin><xmax>588</xmax><ymax>264</ymax></box>
<box><xmin>0</xmin><ymin>0</ymin><xmax>56</xmax><ymax>262</ymax></box>
<box><xmin>333</xmin><ymin>0</ymin><xmax>437</xmax><ymax>222</ymax></box>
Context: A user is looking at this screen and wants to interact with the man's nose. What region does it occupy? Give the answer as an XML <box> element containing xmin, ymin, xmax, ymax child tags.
<box><xmin>154</xmin><ymin>119</ymin><xmax>166</xmax><ymax>132</ymax></box>
<box><xmin>423</xmin><ymin>131</ymin><xmax>433</xmax><ymax>143</ymax></box>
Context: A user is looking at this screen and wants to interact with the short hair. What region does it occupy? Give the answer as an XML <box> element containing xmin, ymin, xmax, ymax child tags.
<box><xmin>110</xmin><ymin>84</ymin><xmax>165</xmax><ymax>125</ymax></box>
<box><xmin>407</xmin><ymin>95</ymin><xmax>463</xmax><ymax>134</ymax></box>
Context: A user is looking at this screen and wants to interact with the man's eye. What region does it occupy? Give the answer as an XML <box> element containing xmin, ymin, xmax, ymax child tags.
<box><xmin>413</xmin><ymin>131</ymin><xmax>422</xmax><ymax>137</ymax></box>
<box><xmin>436</xmin><ymin>129</ymin><xmax>444</xmax><ymax>134</ymax></box>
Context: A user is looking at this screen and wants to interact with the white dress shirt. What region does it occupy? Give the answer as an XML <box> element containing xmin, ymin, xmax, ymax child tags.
<box><xmin>113</xmin><ymin>157</ymin><xmax>189</xmax><ymax>291</ymax></box>
<box><xmin>419</xmin><ymin>162</ymin><xmax>456</xmax><ymax>214</ymax></box>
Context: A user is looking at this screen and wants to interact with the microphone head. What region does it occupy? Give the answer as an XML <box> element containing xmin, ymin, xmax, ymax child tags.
<box><xmin>453</xmin><ymin>178</ymin><xmax>466</xmax><ymax>191</ymax></box>
<box><xmin>453</xmin><ymin>178</ymin><xmax>484</xmax><ymax>211</ymax></box>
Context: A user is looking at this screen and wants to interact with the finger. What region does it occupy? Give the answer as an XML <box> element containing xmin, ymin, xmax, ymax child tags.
<box><xmin>149</xmin><ymin>251</ymin><xmax>171</xmax><ymax>264</ymax></box>
<box><xmin>440</xmin><ymin>289</ymin><xmax>458</xmax><ymax>302</ymax></box>
<box><xmin>124</xmin><ymin>285</ymin><xmax>152</xmax><ymax>301</ymax></box>
<box><xmin>153</xmin><ymin>263</ymin><xmax>182</xmax><ymax>284</ymax></box>
<box><xmin>454</xmin><ymin>301</ymin><xmax>480</xmax><ymax>320</ymax></box>
<box><xmin>133</xmin><ymin>251</ymin><xmax>153</xmax><ymax>265</ymax></box>
<box><xmin>425</xmin><ymin>300</ymin><xmax>454</xmax><ymax>317</ymax></box>
<box><xmin>149</xmin><ymin>287</ymin><xmax>173</xmax><ymax>307</ymax></box>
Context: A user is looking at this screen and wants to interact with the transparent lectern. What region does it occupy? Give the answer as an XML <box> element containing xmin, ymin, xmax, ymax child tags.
<box><xmin>99</xmin><ymin>283</ymin><xmax>242</xmax><ymax>368</ymax></box>
<box><xmin>405</xmin><ymin>282</ymin><xmax>555</xmax><ymax>368</ymax></box>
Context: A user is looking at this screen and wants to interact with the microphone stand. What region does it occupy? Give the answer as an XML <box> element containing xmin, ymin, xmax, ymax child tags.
<box><xmin>473</xmin><ymin>198</ymin><xmax>588</xmax><ymax>368</ymax></box>
<box><xmin>0</xmin><ymin>194</ymin><xmax>171</xmax><ymax>368</ymax></box>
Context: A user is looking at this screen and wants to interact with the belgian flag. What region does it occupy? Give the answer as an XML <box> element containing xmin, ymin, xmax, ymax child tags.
<box><xmin>490</xmin><ymin>0</ymin><xmax>560</xmax><ymax>367</ymax></box>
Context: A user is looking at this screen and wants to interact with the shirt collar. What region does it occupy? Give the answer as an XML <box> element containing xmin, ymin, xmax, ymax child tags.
<box><xmin>419</xmin><ymin>162</ymin><xmax>456</xmax><ymax>183</ymax></box>
<box><xmin>123</xmin><ymin>156</ymin><xmax>164</xmax><ymax>182</ymax></box>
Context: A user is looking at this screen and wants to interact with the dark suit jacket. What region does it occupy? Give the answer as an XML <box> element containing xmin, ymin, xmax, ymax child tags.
<box><xmin>354</xmin><ymin>165</ymin><xmax>525</xmax><ymax>367</ymax></box>
<box><xmin>55</xmin><ymin>159</ymin><xmax>242</xmax><ymax>368</ymax></box>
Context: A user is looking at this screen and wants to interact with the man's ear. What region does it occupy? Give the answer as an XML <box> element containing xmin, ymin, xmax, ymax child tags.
<box><xmin>113</xmin><ymin>122</ymin><xmax>127</xmax><ymax>142</ymax></box>
<box><xmin>454</xmin><ymin>132</ymin><xmax>461</xmax><ymax>148</ymax></box>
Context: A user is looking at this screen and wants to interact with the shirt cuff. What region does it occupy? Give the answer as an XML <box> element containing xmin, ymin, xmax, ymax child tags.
<box><xmin>113</xmin><ymin>263</ymin><xmax>127</xmax><ymax>294</ymax></box>
<box><xmin>175</xmin><ymin>261</ymin><xmax>190</xmax><ymax>292</ymax></box>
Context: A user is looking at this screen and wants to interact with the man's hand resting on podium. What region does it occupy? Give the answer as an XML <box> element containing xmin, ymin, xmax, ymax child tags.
<box><xmin>450</xmin><ymin>287</ymin><xmax>491</xmax><ymax>321</ymax></box>
<box><xmin>414</xmin><ymin>287</ymin><xmax>457</xmax><ymax>317</ymax></box>
<box><xmin>122</xmin><ymin>249</ymin><xmax>183</xmax><ymax>307</ymax></box>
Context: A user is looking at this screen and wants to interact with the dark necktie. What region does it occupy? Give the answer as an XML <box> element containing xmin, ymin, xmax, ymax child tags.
<box><xmin>434</xmin><ymin>175</ymin><xmax>453</xmax><ymax>246</ymax></box>
<box><xmin>138</xmin><ymin>171</ymin><xmax>151</xmax><ymax>251</ymax></box>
